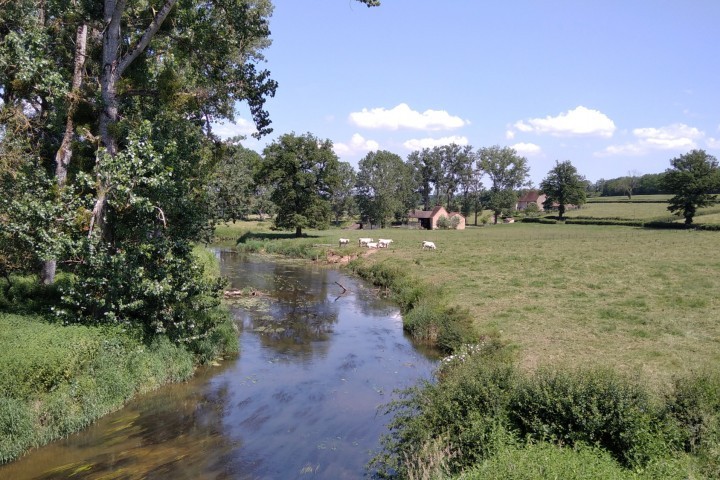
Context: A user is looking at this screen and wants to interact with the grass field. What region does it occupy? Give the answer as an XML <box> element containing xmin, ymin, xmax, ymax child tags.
<box><xmin>219</xmin><ymin>221</ymin><xmax>720</xmax><ymax>387</ymax></box>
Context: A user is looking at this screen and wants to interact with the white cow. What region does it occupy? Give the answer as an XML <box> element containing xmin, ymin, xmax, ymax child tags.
<box><xmin>358</xmin><ymin>237</ymin><xmax>373</xmax><ymax>247</ymax></box>
<box><xmin>422</xmin><ymin>241</ymin><xmax>436</xmax><ymax>250</ymax></box>
<box><xmin>378</xmin><ymin>238</ymin><xmax>393</xmax><ymax>248</ymax></box>
<box><xmin>339</xmin><ymin>238</ymin><xmax>350</xmax><ymax>247</ymax></box>
<box><xmin>366</xmin><ymin>242</ymin><xmax>379</xmax><ymax>249</ymax></box>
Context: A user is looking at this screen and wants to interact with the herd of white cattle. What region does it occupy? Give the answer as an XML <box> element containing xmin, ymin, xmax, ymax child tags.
<box><xmin>338</xmin><ymin>237</ymin><xmax>437</xmax><ymax>250</ymax></box>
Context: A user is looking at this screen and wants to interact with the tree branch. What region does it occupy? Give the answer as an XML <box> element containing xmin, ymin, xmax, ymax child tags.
<box><xmin>117</xmin><ymin>0</ymin><xmax>178</xmax><ymax>78</ymax></box>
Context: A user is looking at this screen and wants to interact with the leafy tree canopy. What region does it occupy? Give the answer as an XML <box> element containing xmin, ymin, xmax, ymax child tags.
<box><xmin>662</xmin><ymin>149</ymin><xmax>720</xmax><ymax>225</ymax></box>
<box><xmin>356</xmin><ymin>150</ymin><xmax>416</xmax><ymax>228</ymax></box>
<box><xmin>477</xmin><ymin>145</ymin><xmax>530</xmax><ymax>223</ymax></box>
<box><xmin>540</xmin><ymin>160</ymin><xmax>587</xmax><ymax>220</ymax></box>
<box><xmin>256</xmin><ymin>132</ymin><xmax>341</xmax><ymax>236</ymax></box>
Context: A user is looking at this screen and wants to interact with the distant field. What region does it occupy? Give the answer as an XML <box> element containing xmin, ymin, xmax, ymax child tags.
<box><xmin>561</xmin><ymin>197</ymin><xmax>720</xmax><ymax>222</ymax></box>
<box><xmin>587</xmin><ymin>195</ymin><xmax>671</xmax><ymax>203</ymax></box>
<box><xmin>217</xmin><ymin>221</ymin><xmax>720</xmax><ymax>387</ymax></box>
<box><xmin>563</xmin><ymin>202</ymin><xmax>676</xmax><ymax>221</ymax></box>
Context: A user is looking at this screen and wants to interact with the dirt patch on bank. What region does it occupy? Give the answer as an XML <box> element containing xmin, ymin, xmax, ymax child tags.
<box><xmin>325</xmin><ymin>247</ymin><xmax>380</xmax><ymax>265</ymax></box>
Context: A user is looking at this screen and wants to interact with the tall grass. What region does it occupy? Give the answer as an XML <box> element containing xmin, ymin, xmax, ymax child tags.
<box><xmin>0</xmin><ymin>245</ymin><xmax>237</xmax><ymax>464</ymax></box>
<box><xmin>0</xmin><ymin>314</ymin><xmax>195</xmax><ymax>464</ymax></box>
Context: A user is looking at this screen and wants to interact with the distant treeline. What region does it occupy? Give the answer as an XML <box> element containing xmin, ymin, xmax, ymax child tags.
<box><xmin>589</xmin><ymin>172</ymin><xmax>667</xmax><ymax>197</ymax></box>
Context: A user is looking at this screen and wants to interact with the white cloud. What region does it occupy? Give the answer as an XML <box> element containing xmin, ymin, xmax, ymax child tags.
<box><xmin>211</xmin><ymin>118</ymin><xmax>257</xmax><ymax>139</ymax></box>
<box><xmin>505</xmin><ymin>129</ymin><xmax>515</xmax><ymax>140</ymax></box>
<box><xmin>598</xmin><ymin>123</ymin><xmax>704</xmax><ymax>157</ymax></box>
<box><xmin>333</xmin><ymin>133</ymin><xmax>380</xmax><ymax>156</ymax></box>
<box><xmin>707</xmin><ymin>137</ymin><xmax>720</xmax><ymax>149</ymax></box>
<box><xmin>349</xmin><ymin>103</ymin><xmax>467</xmax><ymax>131</ymax></box>
<box><xmin>511</xmin><ymin>142</ymin><xmax>541</xmax><ymax>155</ymax></box>
<box><xmin>633</xmin><ymin>124</ymin><xmax>702</xmax><ymax>149</ymax></box>
<box><xmin>512</xmin><ymin>106</ymin><xmax>616</xmax><ymax>138</ymax></box>
<box><xmin>402</xmin><ymin>136</ymin><xmax>469</xmax><ymax>150</ymax></box>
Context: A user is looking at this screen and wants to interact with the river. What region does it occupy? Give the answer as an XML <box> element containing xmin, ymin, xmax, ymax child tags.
<box><xmin>1</xmin><ymin>251</ymin><xmax>438</xmax><ymax>479</ymax></box>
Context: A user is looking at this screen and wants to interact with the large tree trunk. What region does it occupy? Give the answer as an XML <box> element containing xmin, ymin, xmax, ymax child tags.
<box><xmin>90</xmin><ymin>0</ymin><xmax>177</xmax><ymax>241</ymax></box>
<box><xmin>41</xmin><ymin>23</ymin><xmax>88</xmax><ymax>285</ymax></box>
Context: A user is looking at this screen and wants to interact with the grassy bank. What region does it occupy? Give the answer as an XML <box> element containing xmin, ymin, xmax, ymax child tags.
<box><xmin>0</xmin><ymin>246</ymin><xmax>237</xmax><ymax>464</ymax></box>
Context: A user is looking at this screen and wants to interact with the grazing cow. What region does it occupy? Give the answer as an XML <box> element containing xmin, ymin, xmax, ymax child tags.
<box><xmin>366</xmin><ymin>242</ymin><xmax>379</xmax><ymax>249</ymax></box>
<box><xmin>378</xmin><ymin>238</ymin><xmax>393</xmax><ymax>248</ymax></box>
<box><xmin>358</xmin><ymin>237</ymin><xmax>373</xmax><ymax>247</ymax></box>
<box><xmin>422</xmin><ymin>241</ymin><xmax>436</xmax><ymax>250</ymax></box>
<box><xmin>339</xmin><ymin>238</ymin><xmax>350</xmax><ymax>247</ymax></box>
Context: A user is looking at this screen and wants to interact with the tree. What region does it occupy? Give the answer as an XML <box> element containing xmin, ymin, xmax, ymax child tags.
<box><xmin>356</xmin><ymin>150</ymin><xmax>415</xmax><ymax>228</ymax></box>
<box><xmin>540</xmin><ymin>160</ymin><xmax>587</xmax><ymax>220</ymax></box>
<box><xmin>662</xmin><ymin>149</ymin><xmax>720</xmax><ymax>225</ymax></box>
<box><xmin>330</xmin><ymin>161</ymin><xmax>358</xmax><ymax>225</ymax></box>
<box><xmin>256</xmin><ymin>133</ymin><xmax>341</xmax><ymax>236</ymax></box>
<box><xmin>437</xmin><ymin>143</ymin><xmax>475</xmax><ymax>212</ymax></box>
<box><xmin>210</xmin><ymin>143</ymin><xmax>263</xmax><ymax>222</ymax></box>
<box><xmin>1</xmin><ymin>0</ymin><xmax>278</xmax><ymax>339</ymax></box>
<box><xmin>620</xmin><ymin>170</ymin><xmax>641</xmax><ymax>199</ymax></box>
<box><xmin>477</xmin><ymin>145</ymin><xmax>530</xmax><ymax>223</ymax></box>
<box><xmin>407</xmin><ymin>148</ymin><xmax>441</xmax><ymax>210</ymax></box>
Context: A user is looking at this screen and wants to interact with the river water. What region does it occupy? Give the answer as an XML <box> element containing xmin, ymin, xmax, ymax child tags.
<box><xmin>2</xmin><ymin>251</ymin><xmax>438</xmax><ymax>479</ymax></box>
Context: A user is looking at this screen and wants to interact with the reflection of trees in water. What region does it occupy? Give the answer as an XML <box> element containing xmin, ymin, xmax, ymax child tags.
<box><xmin>252</xmin><ymin>264</ymin><xmax>339</xmax><ymax>358</ymax></box>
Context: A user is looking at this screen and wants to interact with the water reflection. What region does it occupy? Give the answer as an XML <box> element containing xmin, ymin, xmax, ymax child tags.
<box><xmin>1</xmin><ymin>251</ymin><xmax>437</xmax><ymax>479</ymax></box>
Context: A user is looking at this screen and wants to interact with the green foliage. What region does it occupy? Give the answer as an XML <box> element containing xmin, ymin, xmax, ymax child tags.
<box><xmin>436</xmin><ymin>215</ymin><xmax>462</xmax><ymax>230</ymax></box>
<box><xmin>0</xmin><ymin>159</ymin><xmax>87</xmax><ymax>280</ymax></box>
<box><xmin>371</xmin><ymin>343</ymin><xmax>516</xmax><ymax>478</ymax></box>
<box><xmin>373</xmin><ymin>356</ymin><xmax>712</xmax><ymax>479</ymax></box>
<box><xmin>209</xmin><ymin>143</ymin><xmax>265</xmax><ymax>222</ymax></box>
<box><xmin>665</xmin><ymin>372</ymin><xmax>720</xmax><ymax>477</ymax></box>
<box><xmin>477</xmin><ymin>145</ymin><xmax>530</xmax><ymax>222</ymax></box>
<box><xmin>356</xmin><ymin>150</ymin><xmax>416</xmax><ymax>228</ymax></box>
<box><xmin>509</xmin><ymin>368</ymin><xmax>674</xmax><ymax>469</ymax></box>
<box><xmin>331</xmin><ymin>161</ymin><xmax>358</xmax><ymax>223</ymax></box>
<box><xmin>256</xmin><ymin>132</ymin><xmax>341</xmax><ymax>236</ymax></box>
<box><xmin>540</xmin><ymin>160</ymin><xmax>588</xmax><ymax>219</ymax></box>
<box><xmin>662</xmin><ymin>149</ymin><xmax>720</xmax><ymax>225</ymax></box>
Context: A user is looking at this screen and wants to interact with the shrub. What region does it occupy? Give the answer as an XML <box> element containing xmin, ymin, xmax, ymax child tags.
<box><xmin>665</xmin><ymin>371</ymin><xmax>720</xmax><ymax>477</ymax></box>
<box><xmin>509</xmin><ymin>367</ymin><xmax>674</xmax><ymax>469</ymax></box>
<box><xmin>371</xmin><ymin>346</ymin><xmax>517</xmax><ymax>478</ymax></box>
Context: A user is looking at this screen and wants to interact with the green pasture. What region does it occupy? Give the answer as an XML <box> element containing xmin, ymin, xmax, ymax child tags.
<box><xmin>587</xmin><ymin>195</ymin><xmax>672</xmax><ymax>203</ymax></box>
<box><xmin>219</xmin><ymin>221</ymin><xmax>720</xmax><ymax>387</ymax></box>
<box><xmin>562</xmin><ymin>201</ymin><xmax>677</xmax><ymax>221</ymax></box>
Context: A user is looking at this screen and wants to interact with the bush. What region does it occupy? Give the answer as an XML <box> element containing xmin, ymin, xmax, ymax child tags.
<box><xmin>666</xmin><ymin>371</ymin><xmax>720</xmax><ymax>477</ymax></box>
<box><xmin>520</xmin><ymin>217</ymin><xmax>558</xmax><ymax>224</ymax></box>
<box><xmin>509</xmin><ymin>367</ymin><xmax>674</xmax><ymax>469</ymax></box>
<box><xmin>371</xmin><ymin>345</ymin><xmax>516</xmax><ymax>478</ymax></box>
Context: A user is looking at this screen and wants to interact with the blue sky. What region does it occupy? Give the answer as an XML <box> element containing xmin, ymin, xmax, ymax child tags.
<box><xmin>214</xmin><ymin>0</ymin><xmax>720</xmax><ymax>186</ymax></box>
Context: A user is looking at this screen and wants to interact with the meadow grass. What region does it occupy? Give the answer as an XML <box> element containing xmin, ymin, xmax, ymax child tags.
<box><xmin>587</xmin><ymin>195</ymin><xmax>672</xmax><ymax>203</ymax></box>
<box><xmin>562</xmin><ymin>201</ymin><xmax>678</xmax><ymax>221</ymax></box>
<box><xmin>218</xmin><ymin>221</ymin><xmax>720</xmax><ymax>387</ymax></box>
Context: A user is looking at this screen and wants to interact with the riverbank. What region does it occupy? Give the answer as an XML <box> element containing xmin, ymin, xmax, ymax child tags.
<box><xmin>0</xmin><ymin>247</ymin><xmax>237</xmax><ymax>465</ymax></box>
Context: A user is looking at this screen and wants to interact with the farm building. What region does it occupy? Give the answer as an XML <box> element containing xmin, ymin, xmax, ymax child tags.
<box><xmin>408</xmin><ymin>206</ymin><xmax>466</xmax><ymax>230</ymax></box>
<box><xmin>516</xmin><ymin>190</ymin><xmax>546</xmax><ymax>211</ymax></box>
